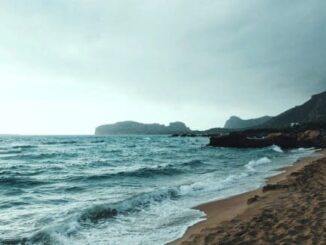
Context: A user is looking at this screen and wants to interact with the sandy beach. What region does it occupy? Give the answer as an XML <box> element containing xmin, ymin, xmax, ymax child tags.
<box><xmin>171</xmin><ymin>149</ymin><xmax>326</xmax><ymax>245</ymax></box>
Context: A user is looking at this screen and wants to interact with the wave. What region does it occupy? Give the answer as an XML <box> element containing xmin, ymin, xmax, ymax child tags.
<box><xmin>0</xmin><ymin>169</ymin><xmax>44</xmax><ymax>177</ymax></box>
<box><xmin>2</xmin><ymin>188</ymin><xmax>179</xmax><ymax>244</ymax></box>
<box><xmin>245</xmin><ymin>157</ymin><xmax>272</xmax><ymax>171</ymax></box>
<box><xmin>91</xmin><ymin>140</ymin><xmax>105</xmax><ymax>143</ymax></box>
<box><xmin>1</xmin><ymin>188</ymin><xmax>180</xmax><ymax>244</ymax></box>
<box><xmin>101</xmin><ymin>149</ymin><xmax>123</xmax><ymax>154</ymax></box>
<box><xmin>0</xmin><ymin>145</ymin><xmax>36</xmax><ymax>155</ymax></box>
<box><xmin>271</xmin><ymin>145</ymin><xmax>283</xmax><ymax>153</ymax></box>
<box><xmin>43</xmin><ymin>141</ymin><xmax>78</xmax><ymax>145</ymax></box>
<box><xmin>0</xmin><ymin>176</ymin><xmax>46</xmax><ymax>188</ymax></box>
<box><xmin>0</xmin><ymin>150</ymin><xmax>22</xmax><ymax>155</ymax></box>
<box><xmin>63</xmin><ymin>186</ymin><xmax>85</xmax><ymax>192</ymax></box>
<box><xmin>12</xmin><ymin>145</ymin><xmax>37</xmax><ymax>149</ymax></box>
<box><xmin>1</xmin><ymin>152</ymin><xmax>77</xmax><ymax>161</ymax></box>
<box><xmin>223</xmin><ymin>172</ymin><xmax>249</xmax><ymax>183</ymax></box>
<box><xmin>84</xmin><ymin>165</ymin><xmax>183</xmax><ymax>181</ymax></box>
<box><xmin>290</xmin><ymin>147</ymin><xmax>314</xmax><ymax>153</ymax></box>
<box><xmin>6</xmin><ymin>230</ymin><xmax>67</xmax><ymax>245</ymax></box>
<box><xmin>79</xmin><ymin>206</ymin><xmax>118</xmax><ymax>224</ymax></box>
<box><xmin>79</xmin><ymin>188</ymin><xmax>179</xmax><ymax>224</ymax></box>
<box><xmin>0</xmin><ymin>237</ymin><xmax>29</xmax><ymax>245</ymax></box>
<box><xmin>117</xmin><ymin>165</ymin><xmax>183</xmax><ymax>177</ymax></box>
<box><xmin>181</xmin><ymin>159</ymin><xmax>203</xmax><ymax>167</ymax></box>
<box><xmin>179</xmin><ymin>172</ymin><xmax>249</xmax><ymax>196</ymax></box>
<box><xmin>0</xmin><ymin>225</ymin><xmax>79</xmax><ymax>245</ymax></box>
<box><xmin>0</xmin><ymin>201</ymin><xmax>30</xmax><ymax>209</ymax></box>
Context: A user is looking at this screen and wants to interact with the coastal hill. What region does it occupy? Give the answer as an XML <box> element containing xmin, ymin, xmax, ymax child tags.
<box><xmin>260</xmin><ymin>91</ymin><xmax>326</xmax><ymax>128</ymax></box>
<box><xmin>224</xmin><ymin>116</ymin><xmax>272</xmax><ymax>129</ymax></box>
<box><xmin>95</xmin><ymin>121</ymin><xmax>191</xmax><ymax>135</ymax></box>
<box><xmin>224</xmin><ymin>91</ymin><xmax>326</xmax><ymax>130</ymax></box>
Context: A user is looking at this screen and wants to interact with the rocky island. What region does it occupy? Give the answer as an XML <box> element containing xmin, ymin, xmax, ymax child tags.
<box><xmin>95</xmin><ymin>121</ymin><xmax>191</xmax><ymax>135</ymax></box>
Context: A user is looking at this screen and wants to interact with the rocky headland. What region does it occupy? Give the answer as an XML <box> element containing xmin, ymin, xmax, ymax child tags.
<box><xmin>95</xmin><ymin>121</ymin><xmax>191</xmax><ymax>135</ymax></box>
<box><xmin>209</xmin><ymin>91</ymin><xmax>326</xmax><ymax>149</ymax></box>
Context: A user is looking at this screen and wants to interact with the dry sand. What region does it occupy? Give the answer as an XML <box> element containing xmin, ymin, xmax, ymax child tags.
<box><xmin>170</xmin><ymin>149</ymin><xmax>326</xmax><ymax>245</ymax></box>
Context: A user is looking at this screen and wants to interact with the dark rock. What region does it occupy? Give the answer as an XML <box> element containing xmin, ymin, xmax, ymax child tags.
<box><xmin>209</xmin><ymin>132</ymin><xmax>272</xmax><ymax>148</ymax></box>
<box><xmin>209</xmin><ymin>130</ymin><xmax>325</xmax><ymax>149</ymax></box>
<box><xmin>247</xmin><ymin>195</ymin><xmax>260</xmax><ymax>205</ymax></box>
<box><xmin>262</xmin><ymin>184</ymin><xmax>289</xmax><ymax>192</ymax></box>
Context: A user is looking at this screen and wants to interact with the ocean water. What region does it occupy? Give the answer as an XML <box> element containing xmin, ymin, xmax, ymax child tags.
<box><xmin>0</xmin><ymin>136</ymin><xmax>315</xmax><ymax>245</ymax></box>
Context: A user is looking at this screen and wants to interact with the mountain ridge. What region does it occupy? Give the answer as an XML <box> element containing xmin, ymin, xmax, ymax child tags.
<box><xmin>260</xmin><ymin>91</ymin><xmax>326</xmax><ymax>128</ymax></box>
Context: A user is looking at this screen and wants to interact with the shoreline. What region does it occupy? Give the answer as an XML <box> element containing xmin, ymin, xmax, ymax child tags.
<box><xmin>170</xmin><ymin>149</ymin><xmax>326</xmax><ymax>244</ymax></box>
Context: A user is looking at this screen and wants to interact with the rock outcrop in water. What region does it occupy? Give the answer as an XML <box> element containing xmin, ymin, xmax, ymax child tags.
<box><xmin>209</xmin><ymin>129</ymin><xmax>326</xmax><ymax>149</ymax></box>
<box><xmin>95</xmin><ymin>121</ymin><xmax>191</xmax><ymax>135</ymax></box>
<box><xmin>224</xmin><ymin>116</ymin><xmax>272</xmax><ymax>129</ymax></box>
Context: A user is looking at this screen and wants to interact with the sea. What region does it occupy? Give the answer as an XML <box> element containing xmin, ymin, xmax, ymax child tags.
<box><xmin>0</xmin><ymin>135</ymin><xmax>315</xmax><ymax>245</ymax></box>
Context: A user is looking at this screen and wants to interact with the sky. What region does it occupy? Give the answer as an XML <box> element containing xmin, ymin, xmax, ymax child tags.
<box><xmin>0</xmin><ymin>0</ymin><xmax>326</xmax><ymax>135</ymax></box>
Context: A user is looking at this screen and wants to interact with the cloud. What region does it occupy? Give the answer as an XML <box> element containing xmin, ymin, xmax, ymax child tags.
<box><xmin>0</xmin><ymin>0</ymin><xmax>325</xmax><ymax>133</ymax></box>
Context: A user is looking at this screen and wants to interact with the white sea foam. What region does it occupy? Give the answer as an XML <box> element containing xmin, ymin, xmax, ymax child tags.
<box><xmin>245</xmin><ymin>157</ymin><xmax>272</xmax><ymax>171</ymax></box>
<box><xmin>272</xmin><ymin>145</ymin><xmax>283</xmax><ymax>153</ymax></box>
<box><xmin>291</xmin><ymin>147</ymin><xmax>313</xmax><ymax>153</ymax></box>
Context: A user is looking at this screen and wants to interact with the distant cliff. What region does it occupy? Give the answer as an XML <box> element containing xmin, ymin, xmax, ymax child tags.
<box><xmin>95</xmin><ymin>121</ymin><xmax>191</xmax><ymax>135</ymax></box>
<box><xmin>261</xmin><ymin>91</ymin><xmax>326</xmax><ymax>128</ymax></box>
<box><xmin>224</xmin><ymin>116</ymin><xmax>272</xmax><ymax>129</ymax></box>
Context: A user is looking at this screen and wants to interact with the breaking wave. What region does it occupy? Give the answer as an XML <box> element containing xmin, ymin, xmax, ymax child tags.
<box><xmin>79</xmin><ymin>188</ymin><xmax>179</xmax><ymax>224</ymax></box>
<box><xmin>271</xmin><ymin>145</ymin><xmax>283</xmax><ymax>153</ymax></box>
<box><xmin>245</xmin><ymin>157</ymin><xmax>272</xmax><ymax>171</ymax></box>
<box><xmin>1</xmin><ymin>188</ymin><xmax>180</xmax><ymax>245</ymax></box>
<box><xmin>84</xmin><ymin>165</ymin><xmax>183</xmax><ymax>181</ymax></box>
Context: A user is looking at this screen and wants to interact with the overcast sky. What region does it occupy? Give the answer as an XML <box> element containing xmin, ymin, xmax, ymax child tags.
<box><xmin>0</xmin><ymin>0</ymin><xmax>326</xmax><ymax>134</ymax></box>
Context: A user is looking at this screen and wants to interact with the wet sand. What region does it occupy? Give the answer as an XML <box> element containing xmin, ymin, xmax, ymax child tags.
<box><xmin>171</xmin><ymin>149</ymin><xmax>326</xmax><ymax>245</ymax></box>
